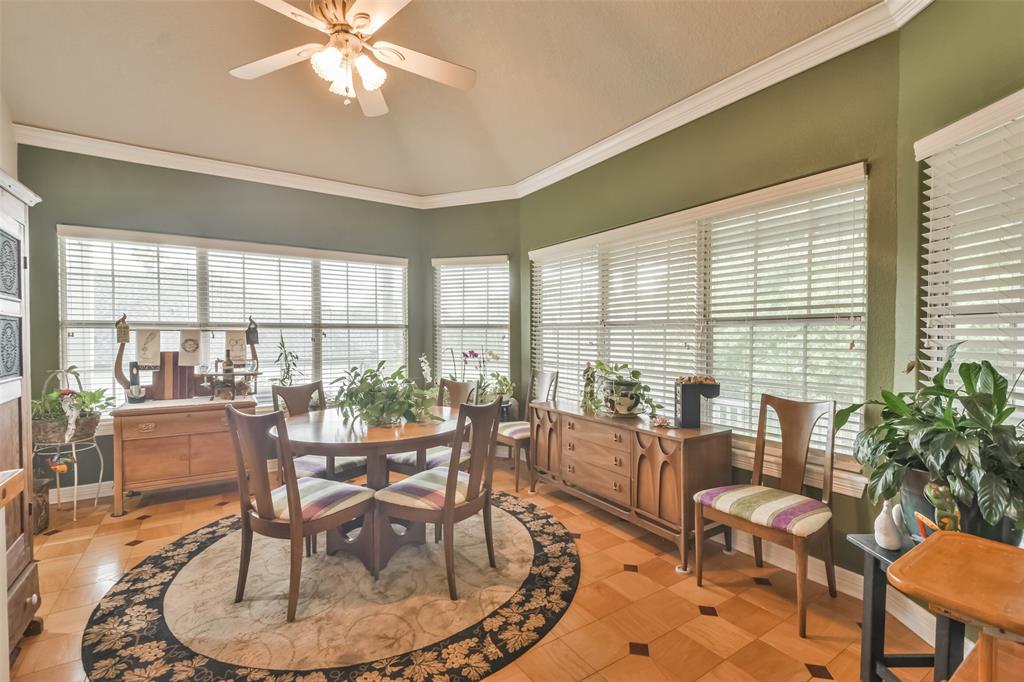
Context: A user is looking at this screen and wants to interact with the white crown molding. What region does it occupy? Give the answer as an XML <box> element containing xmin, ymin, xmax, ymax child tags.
<box><xmin>14</xmin><ymin>0</ymin><xmax>930</xmax><ymax>211</ymax></box>
<box><xmin>0</xmin><ymin>168</ymin><xmax>41</xmax><ymax>207</ymax></box>
<box><xmin>914</xmin><ymin>86</ymin><xmax>1024</xmax><ymax>160</ymax></box>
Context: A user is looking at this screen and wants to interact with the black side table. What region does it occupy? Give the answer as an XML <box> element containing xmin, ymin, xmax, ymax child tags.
<box><xmin>847</xmin><ymin>534</ymin><xmax>965</xmax><ymax>682</ymax></box>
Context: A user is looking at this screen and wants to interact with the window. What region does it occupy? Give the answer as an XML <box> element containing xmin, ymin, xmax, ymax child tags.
<box><xmin>918</xmin><ymin>92</ymin><xmax>1024</xmax><ymax>412</ymax></box>
<box><xmin>530</xmin><ymin>164</ymin><xmax>867</xmax><ymax>460</ymax></box>
<box><xmin>58</xmin><ymin>226</ymin><xmax>408</xmax><ymax>403</ymax></box>
<box><xmin>433</xmin><ymin>256</ymin><xmax>510</xmax><ymax>381</ymax></box>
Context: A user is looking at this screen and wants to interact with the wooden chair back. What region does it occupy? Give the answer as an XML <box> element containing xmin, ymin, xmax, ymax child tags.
<box><xmin>521</xmin><ymin>369</ymin><xmax>559</xmax><ymax>418</ymax></box>
<box><xmin>446</xmin><ymin>399</ymin><xmax>501</xmax><ymax>505</ymax></box>
<box><xmin>227</xmin><ymin>407</ymin><xmax>302</xmax><ymax>524</ymax></box>
<box><xmin>752</xmin><ymin>394</ymin><xmax>836</xmax><ymax>504</ymax></box>
<box><xmin>438</xmin><ymin>378</ymin><xmax>474</xmax><ymax>407</ymax></box>
<box><xmin>272</xmin><ymin>381</ymin><xmax>325</xmax><ymax>417</ymax></box>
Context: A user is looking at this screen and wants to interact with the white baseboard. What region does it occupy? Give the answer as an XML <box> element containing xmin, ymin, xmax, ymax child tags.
<box><xmin>47</xmin><ymin>480</ymin><xmax>114</xmax><ymax>505</ymax></box>
<box><xmin>711</xmin><ymin>530</ymin><xmax>937</xmax><ymax>646</ymax></box>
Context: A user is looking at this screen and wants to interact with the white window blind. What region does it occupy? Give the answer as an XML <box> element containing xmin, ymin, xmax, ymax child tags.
<box><xmin>920</xmin><ymin>107</ymin><xmax>1024</xmax><ymax>411</ymax></box>
<box><xmin>58</xmin><ymin>227</ymin><xmax>408</xmax><ymax>404</ymax></box>
<box><xmin>433</xmin><ymin>257</ymin><xmax>510</xmax><ymax>381</ymax></box>
<box><xmin>530</xmin><ymin>165</ymin><xmax>867</xmax><ymax>459</ymax></box>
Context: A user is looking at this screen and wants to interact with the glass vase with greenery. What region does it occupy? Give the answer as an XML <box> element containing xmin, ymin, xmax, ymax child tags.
<box><xmin>836</xmin><ymin>343</ymin><xmax>1023</xmax><ymax>542</ymax></box>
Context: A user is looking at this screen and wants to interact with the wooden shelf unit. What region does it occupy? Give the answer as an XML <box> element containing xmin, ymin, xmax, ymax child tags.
<box><xmin>528</xmin><ymin>401</ymin><xmax>732</xmax><ymax>568</ymax></box>
<box><xmin>111</xmin><ymin>397</ymin><xmax>257</xmax><ymax>516</ymax></box>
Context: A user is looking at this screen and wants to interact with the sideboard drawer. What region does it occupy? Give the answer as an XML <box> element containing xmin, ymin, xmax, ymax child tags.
<box><xmin>563</xmin><ymin>436</ymin><xmax>630</xmax><ymax>475</ymax></box>
<box><xmin>123</xmin><ymin>435</ymin><xmax>189</xmax><ymax>483</ymax></box>
<box><xmin>189</xmin><ymin>432</ymin><xmax>237</xmax><ymax>476</ymax></box>
<box><xmin>562</xmin><ymin>455</ymin><xmax>631</xmax><ymax>507</ymax></box>
<box><xmin>119</xmin><ymin>410</ymin><xmax>231</xmax><ymax>441</ymax></box>
<box><xmin>562</xmin><ymin>417</ymin><xmax>630</xmax><ymax>453</ymax></box>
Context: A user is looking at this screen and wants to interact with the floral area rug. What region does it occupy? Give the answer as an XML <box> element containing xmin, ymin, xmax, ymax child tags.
<box><xmin>82</xmin><ymin>492</ymin><xmax>579</xmax><ymax>681</ymax></box>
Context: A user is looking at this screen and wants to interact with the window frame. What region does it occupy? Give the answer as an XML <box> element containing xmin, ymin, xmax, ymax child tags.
<box><xmin>432</xmin><ymin>255</ymin><xmax>511</xmax><ymax>383</ymax></box>
<box><xmin>528</xmin><ymin>164</ymin><xmax>869</xmax><ymax>496</ymax></box>
<box><xmin>57</xmin><ymin>224</ymin><xmax>409</xmax><ymax>408</ymax></box>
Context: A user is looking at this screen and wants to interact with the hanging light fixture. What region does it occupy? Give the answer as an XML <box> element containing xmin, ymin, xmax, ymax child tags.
<box><xmin>355</xmin><ymin>54</ymin><xmax>387</xmax><ymax>91</ymax></box>
<box><xmin>310</xmin><ymin>45</ymin><xmax>344</xmax><ymax>81</ymax></box>
<box><xmin>329</xmin><ymin>58</ymin><xmax>356</xmax><ymax>100</ymax></box>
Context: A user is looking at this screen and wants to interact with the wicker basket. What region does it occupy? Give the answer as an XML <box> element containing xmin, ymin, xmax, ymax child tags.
<box><xmin>32</xmin><ymin>418</ymin><xmax>68</xmax><ymax>445</ymax></box>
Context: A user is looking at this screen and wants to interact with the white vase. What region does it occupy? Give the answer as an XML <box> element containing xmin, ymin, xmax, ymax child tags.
<box><xmin>874</xmin><ymin>499</ymin><xmax>902</xmax><ymax>551</ymax></box>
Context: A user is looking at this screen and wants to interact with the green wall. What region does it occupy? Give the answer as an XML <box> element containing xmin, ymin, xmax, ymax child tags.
<box><xmin>18</xmin><ymin>0</ymin><xmax>1024</xmax><ymax>572</ymax></box>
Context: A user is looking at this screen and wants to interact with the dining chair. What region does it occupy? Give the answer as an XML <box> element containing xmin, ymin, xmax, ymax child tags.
<box><xmin>693</xmin><ymin>394</ymin><xmax>837</xmax><ymax>638</ymax></box>
<box><xmin>374</xmin><ymin>399</ymin><xmax>501</xmax><ymax>599</ymax></box>
<box><xmin>226</xmin><ymin>407</ymin><xmax>375</xmax><ymax>622</ymax></box>
<box><xmin>386</xmin><ymin>378</ymin><xmax>475</xmax><ymax>476</ymax></box>
<box><xmin>496</xmin><ymin>369</ymin><xmax>558</xmax><ymax>492</ymax></box>
<box><xmin>272</xmin><ymin>381</ymin><xmax>368</xmax><ymax>483</ymax></box>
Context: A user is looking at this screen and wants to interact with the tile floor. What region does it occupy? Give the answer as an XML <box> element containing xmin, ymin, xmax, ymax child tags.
<box><xmin>14</xmin><ymin>465</ymin><xmax>932</xmax><ymax>681</ymax></box>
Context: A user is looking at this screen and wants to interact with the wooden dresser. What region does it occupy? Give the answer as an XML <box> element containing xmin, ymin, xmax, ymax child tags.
<box><xmin>111</xmin><ymin>397</ymin><xmax>256</xmax><ymax>516</ymax></box>
<box><xmin>0</xmin><ymin>172</ymin><xmax>41</xmax><ymax>656</ymax></box>
<box><xmin>529</xmin><ymin>401</ymin><xmax>732</xmax><ymax>568</ymax></box>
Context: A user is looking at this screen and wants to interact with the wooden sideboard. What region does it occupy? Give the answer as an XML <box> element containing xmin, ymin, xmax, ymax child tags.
<box><xmin>529</xmin><ymin>401</ymin><xmax>732</xmax><ymax>569</ymax></box>
<box><xmin>111</xmin><ymin>397</ymin><xmax>257</xmax><ymax>516</ymax></box>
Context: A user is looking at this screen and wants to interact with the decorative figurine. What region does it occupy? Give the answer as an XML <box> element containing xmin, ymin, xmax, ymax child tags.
<box><xmin>873</xmin><ymin>498</ymin><xmax>903</xmax><ymax>550</ymax></box>
<box><xmin>115</xmin><ymin>314</ymin><xmax>130</xmax><ymax>344</ymax></box>
<box><xmin>245</xmin><ymin>317</ymin><xmax>259</xmax><ymax>345</ymax></box>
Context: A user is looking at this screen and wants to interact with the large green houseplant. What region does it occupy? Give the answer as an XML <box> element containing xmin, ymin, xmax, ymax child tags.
<box><xmin>331</xmin><ymin>362</ymin><xmax>438</xmax><ymax>427</ymax></box>
<box><xmin>836</xmin><ymin>343</ymin><xmax>1024</xmax><ymax>543</ymax></box>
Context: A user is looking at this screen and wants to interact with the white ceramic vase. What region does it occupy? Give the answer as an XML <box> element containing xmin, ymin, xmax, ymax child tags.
<box><xmin>874</xmin><ymin>498</ymin><xmax>903</xmax><ymax>551</ymax></box>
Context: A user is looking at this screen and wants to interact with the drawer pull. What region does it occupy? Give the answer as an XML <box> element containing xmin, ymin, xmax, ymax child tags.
<box><xmin>612</xmin><ymin>455</ymin><xmax>623</xmax><ymax>467</ymax></box>
<box><xmin>567</xmin><ymin>421</ymin><xmax>576</xmax><ymax>430</ymax></box>
<box><xmin>612</xmin><ymin>433</ymin><xmax>623</xmax><ymax>443</ymax></box>
<box><xmin>566</xmin><ymin>464</ymin><xmax>575</xmax><ymax>473</ymax></box>
<box><xmin>611</xmin><ymin>481</ymin><xmax>622</xmax><ymax>493</ymax></box>
<box><xmin>567</xmin><ymin>442</ymin><xmax>576</xmax><ymax>451</ymax></box>
<box><xmin>26</xmin><ymin>593</ymin><xmax>38</xmax><ymax>607</ymax></box>
<box><xmin>137</xmin><ymin>422</ymin><xmax>157</xmax><ymax>433</ymax></box>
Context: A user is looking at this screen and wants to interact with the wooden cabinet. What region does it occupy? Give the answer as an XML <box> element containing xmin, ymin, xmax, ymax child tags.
<box><xmin>0</xmin><ymin>171</ymin><xmax>42</xmax><ymax>652</ymax></box>
<box><xmin>530</xmin><ymin>401</ymin><xmax>731</xmax><ymax>568</ymax></box>
<box><xmin>112</xmin><ymin>398</ymin><xmax>256</xmax><ymax>516</ymax></box>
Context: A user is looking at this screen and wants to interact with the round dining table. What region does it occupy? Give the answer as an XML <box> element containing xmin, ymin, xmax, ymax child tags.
<box><xmin>269</xmin><ymin>405</ymin><xmax>464</xmax><ymax>571</ymax></box>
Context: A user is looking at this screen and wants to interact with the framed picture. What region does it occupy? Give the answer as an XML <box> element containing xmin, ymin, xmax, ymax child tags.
<box><xmin>179</xmin><ymin>329</ymin><xmax>201</xmax><ymax>366</ymax></box>
<box><xmin>225</xmin><ymin>330</ymin><xmax>247</xmax><ymax>363</ymax></box>
<box><xmin>136</xmin><ymin>329</ymin><xmax>161</xmax><ymax>366</ymax></box>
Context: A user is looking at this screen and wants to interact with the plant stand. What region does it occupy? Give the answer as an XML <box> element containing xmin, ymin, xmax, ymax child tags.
<box><xmin>32</xmin><ymin>438</ymin><xmax>103</xmax><ymax>522</ymax></box>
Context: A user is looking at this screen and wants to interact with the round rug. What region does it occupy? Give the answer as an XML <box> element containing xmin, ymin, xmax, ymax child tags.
<box><xmin>83</xmin><ymin>491</ymin><xmax>579</xmax><ymax>681</ymax></box>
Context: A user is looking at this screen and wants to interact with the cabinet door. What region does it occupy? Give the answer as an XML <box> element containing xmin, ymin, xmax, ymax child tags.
<box><xmin>633</xmin><ymin>433</ymin><xmax>682</xmax><ymax>531</ymax></box>
<box><xmin>529</xmin><ymin>406</ymin><xmax>560</xmax><ymax>475</ymax></box>
<box><xmin>123</xmin><ymin>436</ymin><xmax>190</xmax><ymax>484</ymax></box>
<box><xmin>0</xmin><ymin>204</ymin><xmax>31</xmax><ymax>586</ymax></box>
<box><xmin>189</xmin><ymin>432</ymin><xmax>237</xmax><ymax>476</ymax></box>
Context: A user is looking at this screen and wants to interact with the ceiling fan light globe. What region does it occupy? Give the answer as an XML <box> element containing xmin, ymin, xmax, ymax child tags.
<box><xmin>310</xmin><ymin>46</ymin><xmax>343</xmax><ymax>81</ymax></box>
<box><xmin>355</xmin><ymin>54</ymin><xmax>387</xmax><ymax>91</ymax></box>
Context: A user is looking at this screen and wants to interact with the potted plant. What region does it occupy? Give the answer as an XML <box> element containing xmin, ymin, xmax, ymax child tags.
<box><xmin>581</xmin><ymin>360</ymin><xmax>662</xmax><ymax>417</ymax></box>
<box><xmin>273</xmin><ymin>335</ymin><xmax>302</xmax><ymax>387</ymax></box>
<box><xmin>332</xmin><ymin>362</ymin><xmax>440</xmax><ymax>427</ymax></box>
<box><xmin>69</xmin><ymin>388</ymin><xmax>114</xmax><ymax>440</ymax></box>
<box><xmin>836</xmin><ymin>343</ymin><xmax>1024</xmax><ymax>545</ymax></box>
<box><xmin>32</xmin><ymin>389</ymin><xmax>69</xmax><ymax>444</ymax></box>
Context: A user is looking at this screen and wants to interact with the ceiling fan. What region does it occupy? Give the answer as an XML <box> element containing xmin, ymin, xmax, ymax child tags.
<box><xmin>230</xmin><ymin>0</ymin><xmax>476</xmax><ymax>117</ymax></box>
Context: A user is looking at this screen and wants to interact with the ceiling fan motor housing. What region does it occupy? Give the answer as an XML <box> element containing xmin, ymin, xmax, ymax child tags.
<box><xmin>311</xmin><ymin>0</ymin><xmax>369</xmax><ymax>32</ymax></box>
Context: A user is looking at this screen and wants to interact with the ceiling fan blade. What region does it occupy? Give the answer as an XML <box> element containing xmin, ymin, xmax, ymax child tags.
<box><xmin>345</xmin><ymin>0</ymin><xmax>411</xmax><ymax>36</ymax></box>
<box><xmin>252</xmin><ymin>0</ymin><xmax>329</xmax><ymax>32</ymax></box>
<box><xmin>371</xmin><ymin>41</ymin><xmax>476</xmax><ymax>90</ymax></box>
<box><xmin>230</xmin><ymin>43</ymin><xmax>323</xmax><ymax>80</ymax></box>
<box><xmin>356</xmin><ymin>83</ymin><xmax>389</xmax><ymax>117</ymax></box>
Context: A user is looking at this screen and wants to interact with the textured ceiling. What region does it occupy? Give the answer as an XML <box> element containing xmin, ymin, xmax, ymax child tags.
<box><xmin>1</xmin><ymin>0</ymin><xmax>878</xmax><ymax>196</ymax></box>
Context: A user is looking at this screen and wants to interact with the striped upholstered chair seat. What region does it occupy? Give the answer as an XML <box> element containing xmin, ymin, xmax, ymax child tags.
<box><xmin>260</xmin><ymin>477</ymin><xmax>374</xmax><ymax>522</ymax></box>
<box><xmin>292</xmin><ymin>454</ymin><xmax>366</xmax><ymax>480</ymax></box>
<box><xmin>386</xmin><ymin>445</ymin><xmax>470</xmax><ymax>471</ymax></box>
<box><xmin>375</xmin><ymin>467</ymin><xmax>468</xmax><ymax>511</ymax></box>
<box><xmin>695</xmin><ymin>484</ymin><xmax>831</xmax><ymax>537</ymax></box>
<box><xmin>496</xmin><ymin>421</ymin><xmax>531</xmax><ymax>441</ymax></box>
